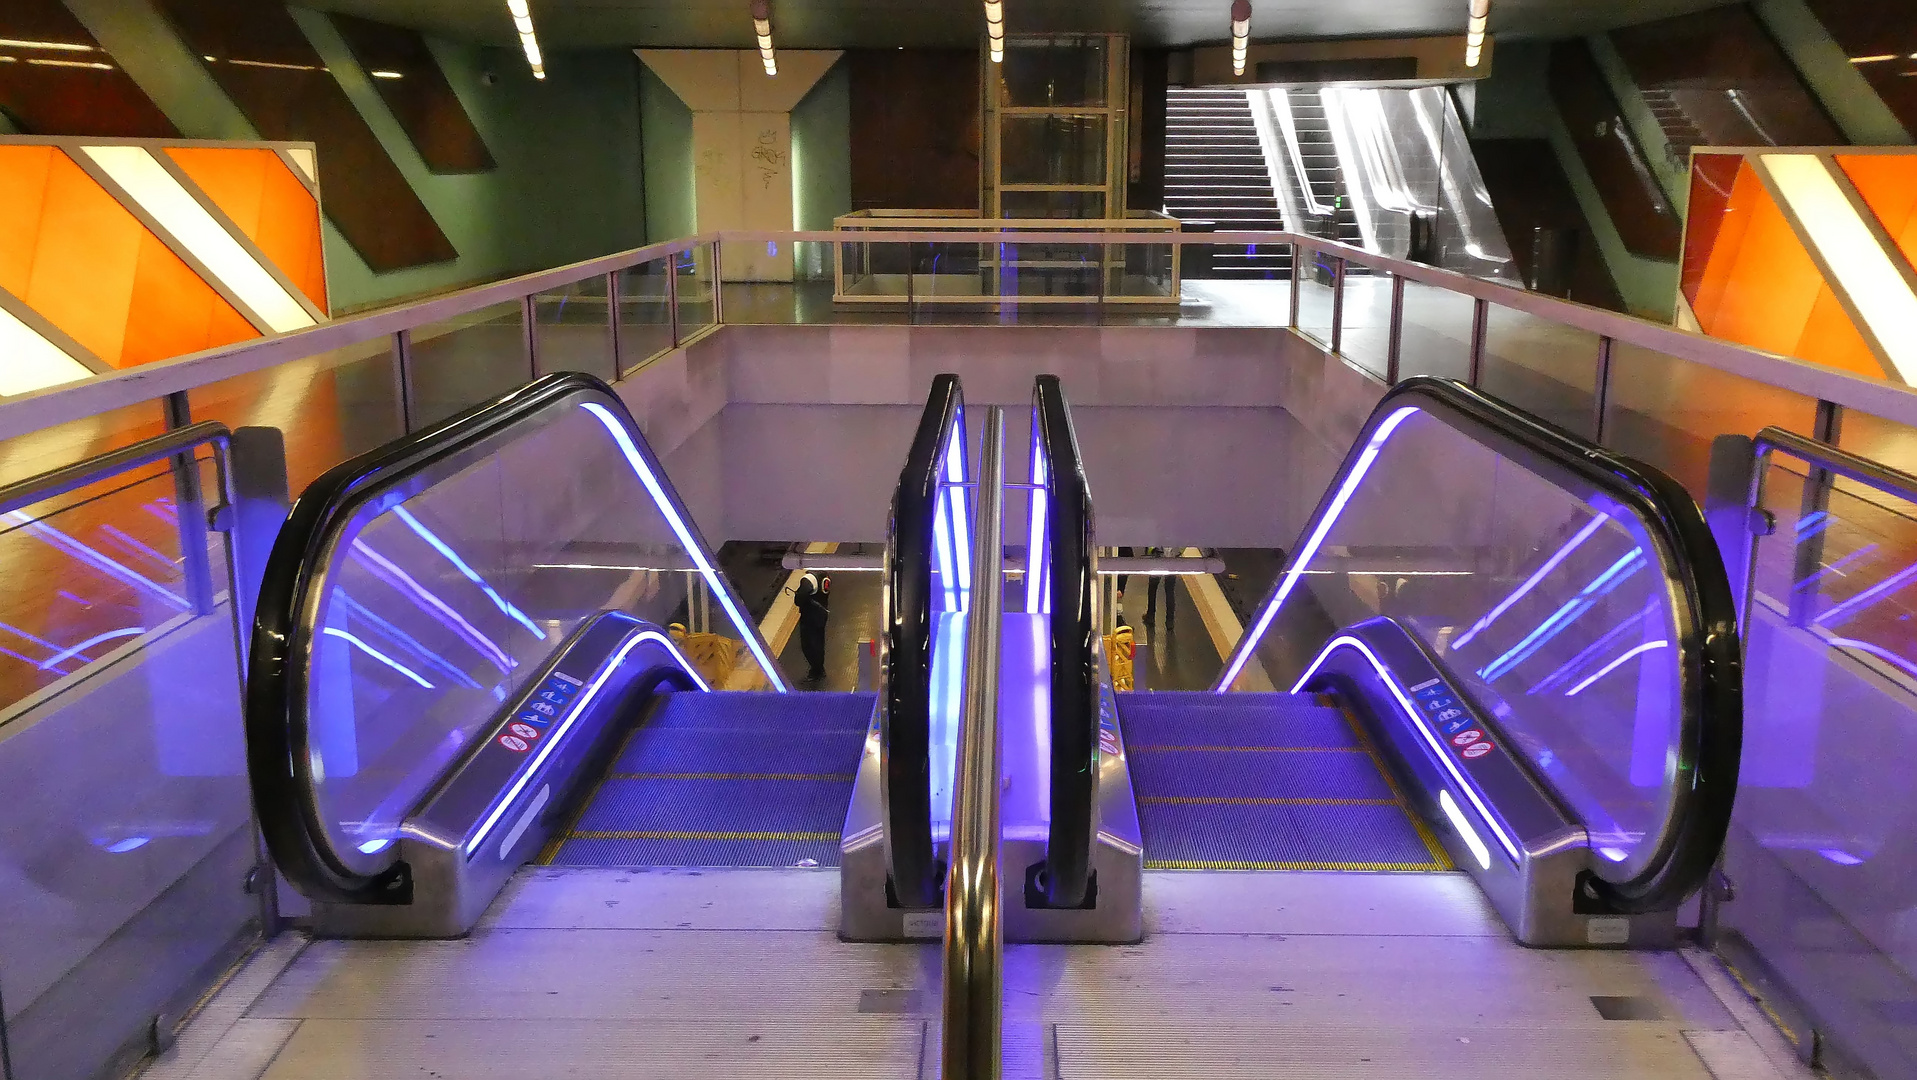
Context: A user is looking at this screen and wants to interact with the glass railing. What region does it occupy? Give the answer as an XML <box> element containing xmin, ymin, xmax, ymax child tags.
<box><xmin>1719</xmin><ymin>428</ymin><xmax>1917</xmax><ymax>1078</ymax></box>
<box><xmin>0</xmin><ymin>423</ymin><xmax>267</xmax><ymax>1079</ymax></box>
<box><xmin>1025</xmin><ymin>374</ymin><xmax>1099</xmax><ymax>909</ymax></box>
<box><xmin>882</xmin><ymin>374</ymin><xmax>973</xmax><ymax>909</ymax></box>
<box><xmin>1219</xmin><ymin>377</ymin><xmax>1743</xmax><ymax>911</ymax></box>
<box><xmin>246</xmin><ymin>373</ymin><xmax>782</xmax><ymax>902</ymax></box>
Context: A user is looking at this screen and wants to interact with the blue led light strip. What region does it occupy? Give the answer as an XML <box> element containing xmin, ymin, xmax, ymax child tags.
<box><xmin>1292</xmin><ymin>634</ymin><xmax>1520</xmax><ymax>863</ymax></box>
<box><xmin>391</xmin><ymin>505</ymin><xmax>547</xmax><ymax>640</ymax></box>
<box><xmin>350</xmin><ymin>538</ymin><xmax>514</xmax><ymax>671</ymax></box>
<box><xmin>322</xmin><ymin>626</ymin><xmax>435</xmax><ymax>688</ymax></box>
<box><xmin>1026</xmin><ymin>415</ymin><xmax>1050</xmax><ymax>616</ymax></box>
<box><xmin>1477</xmin><ymin>549</ymin><xmax>1645</xmax><ymax>683</ymax></box>
<box><xmin>1218</xmin><ymin>406</ymin><xmax>1421</xmax><ymax>691</ymax></box>
<box><xmin>1451</xmin><ymin>511</ymin><xmax>1611</xmax><ymax>652</ymax></box>
<box><xmin>4</xmin><ymin>509</ymin><xmax>189</xmax><ymax>611</ymax></box>
<box><xmin>578</xmin><ymin>403</ymin><xmax>787</xmax><ymax>691</ymax></box>
<box><xmin>1564</xmin><ymin>639</ymin><xmax>1668</xmax><ymax>697</ymax></box>
<box><xmin>468</xmin><ymin>629</ymin><xmax>708</xmax><ymax>855</ymax></box>
<box><xmin>1813</xmin><ymin>559</ymin><xmax>1917</xmax><ymax>629</ymax></box>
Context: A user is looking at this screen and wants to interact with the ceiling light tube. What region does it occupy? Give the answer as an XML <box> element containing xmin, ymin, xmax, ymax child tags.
<box><xmin>1230</xmin><ymin>0</ymin><xmax>1251</xmax><ymax>76</ymax></box>
<box><xmin>506</xmin><ymin>0</ymin><xmax>544</xmax><ymax>79</ymax></box>
<box><xmin>751</xmin><ymin>0</ymin><xmax>776</xmax><ymax>76</ymax></box>
<box><xmin>986</xmin><ymin>0</ymin><xmax>1005</xmax><ymax>63</ymax></box>
<box><xmin>1465</xmin><ymin>0</ymin><xmax>1489</xmax><ymax>67</ymax></box>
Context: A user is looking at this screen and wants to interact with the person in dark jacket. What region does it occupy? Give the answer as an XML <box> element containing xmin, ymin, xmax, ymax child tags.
<box><xmin>795</xmin><ymin>571</ymin><xmax>831</xmax><ymax>684</ymax></box>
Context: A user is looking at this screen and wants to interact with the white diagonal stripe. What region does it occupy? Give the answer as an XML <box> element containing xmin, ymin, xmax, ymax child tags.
<box><xmin>1762</xmin><ymin>153</ymin><xmax>1917</xmax><ymax>383</ymax></box>
<box><xmin>0</xmin><ymin>304</ymin><xmax>91</xmax><ymax>396</ymax></box>
<box><xmin>80</xmin><ymin>145</ymin><xmax>316</xmax><ymax>334</ymax></box>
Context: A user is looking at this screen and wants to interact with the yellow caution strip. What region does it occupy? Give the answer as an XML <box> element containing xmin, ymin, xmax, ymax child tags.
<box><xmin>566</xmin><ymin>830</ymin><xmax>840</xmax><ymax>841</ymax></box>
<box><xmin>1141</xmin><ymin>795</ymin><xmax>1399</xmax><ymax>806</ymax></box>
<box><xmin>1151</xmin><ymin>859</ymin><xmax>1453</xmax><ymax>871</ymax></box>
<box><xmin>1128</xmin><ymin>744</ymin><xmax>1371</xmax><ymax>753</ymax></box>
<box><xmin>604</xmin><ymin>772</ymin><xmax>855</xmax><ymax>781</ymax></box>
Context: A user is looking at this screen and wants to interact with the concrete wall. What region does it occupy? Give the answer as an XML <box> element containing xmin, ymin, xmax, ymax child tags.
<box><xmin>615</xmin><ymin>323</ymin><xmax>1387</xmax><ymax>551</ymax></box>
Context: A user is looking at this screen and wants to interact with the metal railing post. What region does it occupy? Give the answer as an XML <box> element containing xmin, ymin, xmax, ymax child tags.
<box><xmin>1386</xmin><ymin>273</ymin><xmax>1405</xmax><ymax>384</ymax></box>
<box><xmin>162</xmin><ymin>390</ymin><xmax>217</xmax><ymax>616</ymax></box>
<box><xmin>606</xmin><ymin>270</ymin><xmax>626</xmax><ymax>380</ymax></box>
<box><xmin>668</xmin><ymin>251</ymin><xmax>683</xmax><ymax>347</ymax></box>
<box><xmin>1288</xmin><ymin>243</ymin><xmax>1303</xmax><ymax>329</ymax></box>
<box><xmin>1592</xmin><ymin>336</ymin><xmax>1614</xmax><ymax>444</ymax></box>
<box><xmin>1788</xmin><ymin>399</ymin><xmax>1844</xmax><ymax>626</ymax></box>
<box><xmin>710</xmin><ymin>238</ymin><xmax>725</xmax><ymax>327</ymax></box>
<box><xmin>523</xmin><ymin>294</ymin><xmax>541</xmax><ymax>380</ymax></box>
<box><xmin>395</xmin><ymin>330</ymin><xmax>419</xmax><ymax>433</ymax></box>
<box><xmin>1468</xmin><ymin>298</ymin><xmax>1490</xmax><ymax>387</ymax></box>
<box><xmin>943</xmin><ymin>405</ymin><xmax>1004</xmax><ymax>1080</ymax></box>
<box><xmin>1330</xmin><ymin>256</ymin><xmax>1346</xmax><ymax>355</ymax></box>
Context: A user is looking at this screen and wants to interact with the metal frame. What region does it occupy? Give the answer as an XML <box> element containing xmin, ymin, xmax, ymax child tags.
<box><xmin>943</xmin><ymin>406</ymin><xmax>1004</xmax><ymax>1080</ymax></box>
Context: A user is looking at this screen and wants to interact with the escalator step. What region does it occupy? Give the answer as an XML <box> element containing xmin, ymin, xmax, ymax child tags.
<box><xmin>1140</xmin><ymin>801</ymin><xmax>1447</xmax><ymax>870</ymax></box>
<box><xmin>1129</xmin><ymin>747</ymin><xmax>1397</xmax><ymax>801</ymax></box>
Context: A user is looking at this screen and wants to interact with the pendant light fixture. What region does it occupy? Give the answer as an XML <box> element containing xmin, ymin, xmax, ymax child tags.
<box><xmin>752</xmin><ymin>0</ymin><xmax>776</xmax><ymax>76</ymax></box>
<box><xmin>506</xmin><ymin>0</ymin><xmax>544</xmax><ymax>79</ymax></box>
<box><xmin>1231</xmin><ymin>0</ymin><xmax>1251</xmax><ymax>77</ymax></box>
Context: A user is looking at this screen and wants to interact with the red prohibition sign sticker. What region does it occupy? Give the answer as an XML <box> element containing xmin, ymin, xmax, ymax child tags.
<box><xmin>498</xmin><ymin>734</ymin><xmax>529</xmax><ymax>752</ymax></box>
<box><xmin>1462</xmin><ymin>741</ymin><xmax>1494</xmax><ymax>759</ymax></box>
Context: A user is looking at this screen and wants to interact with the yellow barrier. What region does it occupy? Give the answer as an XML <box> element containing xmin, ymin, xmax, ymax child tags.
<box><xmin>668</xmin><ymin>623</ymin><xmax>747</xmax><ymax>687</ymax></box>
<box><xmin>1104</xmin><ymin>626</ymin><xmax>1135</xmax><ymax>692</ymax></box>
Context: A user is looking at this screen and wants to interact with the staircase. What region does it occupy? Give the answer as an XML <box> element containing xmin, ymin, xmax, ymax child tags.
<box><xmin>1163</xmin><ymin>88</ymin><xmax>1290</xmax><ymax>279</ymax></box>
<box><xmin>1284</xmin><ymin>88</ymin><xmax>1366</xmax><ymax>258</ymax></box>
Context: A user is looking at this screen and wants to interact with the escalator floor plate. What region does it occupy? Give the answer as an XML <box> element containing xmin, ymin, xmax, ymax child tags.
<box><xmin>545</xmin><ymin>690</ymin><xmax>872</xmax><ymax>869</ymax></box>
<box><xmin>1121</xmin><ymin>692</ymin><xmax>1452</xmax><ymax>871</ymax></box>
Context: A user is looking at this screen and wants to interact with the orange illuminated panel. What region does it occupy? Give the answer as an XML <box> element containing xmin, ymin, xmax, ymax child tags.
<box><xmin>0</xmin><ymin>145</ymin><xmax>258</xmax><ymax>369</ymax></box>
<box><xmin>1681</xmin><ymin>153</ymin><xmax>1744</xmax><ymax>309</ymax></box>
<box><xmin>1834</xmin><ymin>154</ymin><xmax>1917</xmax><ymax>286</ymax></box>
<box><xmin>1689</xmin><ymin>159</ymin><xmax>1886</xmax><ymax>381</ymax></box>
<box><xmin>165</xmin><ymin>146</ymin><xmax>328</xmax><ymax>313</ymax></box>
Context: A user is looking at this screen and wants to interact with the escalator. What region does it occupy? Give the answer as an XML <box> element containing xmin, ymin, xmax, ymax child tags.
<box><xmin>243</xmin><ymin>372</ymin><xmax>982</xmax><ymax>938</ymax></box>
<box><xmin>1029</xmin><ymin>375</ymin><xmax>1742</xmax><ymax>946</ymax></box>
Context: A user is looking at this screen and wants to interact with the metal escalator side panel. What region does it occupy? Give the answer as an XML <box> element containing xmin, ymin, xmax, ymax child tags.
<box><xmin>1033</xmin><ymin>374</ymin><xmax>1099</xmax><ymax>909</ymax></box>
<box><xmin>245</xmin><ymin>372</ymin><xmax>781</xmax><ymax>909</ymax></box>
<box><xmin>1217</xmin><ymin>376</ymin><xmax>1741</xmax><ymax>917</ymax></box>
<box><xmin>877</xmin><ymin>373</ymin><xmax>967</xmax><ymax>910</ymax></box>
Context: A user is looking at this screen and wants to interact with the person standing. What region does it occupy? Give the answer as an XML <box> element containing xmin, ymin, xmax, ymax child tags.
<box><xmin>795</xmin><ymin>570</ymin><xmax>831</xmax><ymax>685</ymax></box>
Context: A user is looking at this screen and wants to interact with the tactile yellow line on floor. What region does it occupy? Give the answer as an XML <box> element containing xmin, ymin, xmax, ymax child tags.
<box><xmin>1140</xmin><ymin>795</ymin><xmax>1400</xmax><ymax>806</ymax></box>
<box><xmin>1128</xmin><ymin>744</ymin><xmax>1372</xmax><ymax>753</ymax></box>
<box><xmin>566</xmin><ymin>830</ymin><xmax>841</xmax><ymax>841</ymax></box>
<box><xmin>1151</xmin><ymin>858</ymin><xmax>1459</xmax><ymax>871</ymax></box>
<box><xmin>603</xmin><ymin>772</ymin><xmax>856</xmax><ymax>781</ymax></box>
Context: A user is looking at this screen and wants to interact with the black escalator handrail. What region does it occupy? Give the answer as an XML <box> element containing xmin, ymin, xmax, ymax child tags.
<box><xmin>1222</xmin><ymin>377</ymin><xmax>1742</xmax><ymax>915</ymax></box>
<box><xmin>883</xmin><ymin>373</ymin><xmax>965</xmax><ymax>908</ymax></box>
<box><xmin>245</xmin><ymin>373</ymin><xmax>712</xmax><ymax>904</ymax></box>
<box><xmin>1035</xmin><ymin>374</ymin><xmax>1099</xmax><ymax>909</ymax></box>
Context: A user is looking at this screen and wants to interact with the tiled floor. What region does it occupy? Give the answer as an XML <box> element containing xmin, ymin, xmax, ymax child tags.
<box><xmin>145</xmin><ymin>869</ymin><xmax>1810</xmax><ymax>1080</ymax></box>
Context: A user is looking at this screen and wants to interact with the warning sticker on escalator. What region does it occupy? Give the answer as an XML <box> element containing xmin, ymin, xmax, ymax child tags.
<box><xmin>498</xmin><ymin>734</ymin><xmax>529</xmax><ymax>752</ymax></box>
<box><xmin>510</xmin><ymin>723</ymin><xmax>541</xmax><ymax>741</ymax></box>
<box><xmin>1411</xmin><ymin>681</ymin><xmax>1497</xmax><ymax>763</ymax></box>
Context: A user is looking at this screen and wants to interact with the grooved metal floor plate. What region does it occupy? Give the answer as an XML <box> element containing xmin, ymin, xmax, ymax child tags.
<box><xmin>1121</xmin><ymin>692</ymin><xmax>1449</xmax><ymax>870</ymax></box>
<box><xmin>1024</xmin><ymin>871</ymin><xmax>1737</xmax><ymax>1080</ymax></box>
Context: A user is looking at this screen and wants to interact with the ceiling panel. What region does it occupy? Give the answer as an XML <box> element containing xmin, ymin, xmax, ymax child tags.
<box><xmin>298</xmin><ymin>0</ymin><xmax>1742</xmax><ymax>51</ymax></box>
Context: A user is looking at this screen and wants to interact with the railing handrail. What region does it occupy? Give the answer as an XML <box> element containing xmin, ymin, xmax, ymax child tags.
<box><xmin>1754</xmin><ymin>425</ymin><xmax>1917</xmax><ymax>504</ymax></box>
<box><xmin>1217</xmin><ymin>377</ymin><xmax>1743</xmax><ymax>913</ymax></box>
<box><xmin>942</xmin><ymin>404</ymin><xmax>1003</xmax><ymax>1080</ymax></box>
<box><xmin>8</xmin><ymin>226</ymin><xmax>1917</xmax><ymax>443</ymax></box>
<box><xmin>0</xmin><ymin>420</ymin><xmax>229</xmax><ymax>516</ymax></box>
<box><xmin>245</xmin><ymin>371</ymin><xmax>782</xmax><ymax>903</ymax></box>
<box><xmin>884</xmin><ymin>374</ymin><xmax>967</xmax><ymax>909</ymax></box>
<box><xmin>1032</xmin><ymin>374</ymin><xmax>1098</xmax><ymax>910</ymax></box>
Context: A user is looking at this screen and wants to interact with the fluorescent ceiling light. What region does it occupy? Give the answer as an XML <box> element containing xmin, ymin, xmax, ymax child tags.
<box><xmin>1230</xmin><ymin>0</ymin><xmax>1250</xmax><ymax>76</ymax></box>
<box><xmin>370</xmin><ymin>69</ymin><xmax>404</xmax><ymax>79</ymax></box>
<box><xmin>985</xmin><ymin>0</ymin><xmax>1004</xmax><ymax>63</ymax></box>
<box><xmin>0</xmin><ymin>38</ymin><xmax>94</xmax><ymax>51</ymax></box>
<box><xmin>1850</xmin><ymin>54</ymin><xmax>1898</xmax><ymax>64</ymax></box>
<box><xmin>81</xmin><ymin>145</ymin><xmax>317</xmax><ymax>334</ymax></box>
<box><xmin>1763</xmin><ymin>153</ymin><xmax>1917</xmax><ymax>383</ymax></box>
<box><xmin>507</xmin><ymin>0</ymin><xmax>545</xmax><ymax>79</ymax></box>
<box><xmin>226</xmin><ymin>58</ymin><xmax>324</xmax><ymax>72</ymax></box>
<box><xmin>25</xmin><ymin>58</ymin><xmax>112</xmax><ymax>70</ymax></box>
<box><xmin>0</xmin><ymin>305</ymin><xmax>92</xmax><ymax>396</ymax></box>
<box><xmin>752</xmin><ymin>0</ymin><xmax>776</xmax><ymax>76</ymax></box>
<box><xmin>1465</xmin><ymin>0</ymin><xmax>1489</xmax><ymax>67</ymax></box>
